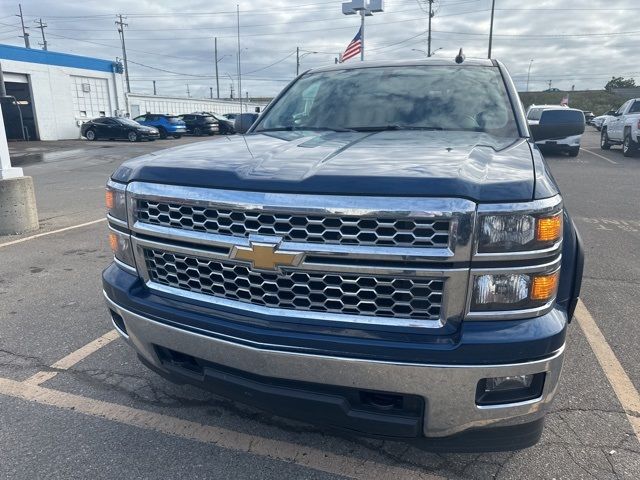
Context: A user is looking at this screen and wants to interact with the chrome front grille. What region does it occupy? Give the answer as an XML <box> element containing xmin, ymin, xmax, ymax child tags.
<box><xmin>143</xmin><ymin>248</ymin><xmax>444</xmax><ymax>320</ymax></box>
<box><xmin>136</xmin><ymin>199</ymin><xmax>451</xmax><ymax>248</ymax></box>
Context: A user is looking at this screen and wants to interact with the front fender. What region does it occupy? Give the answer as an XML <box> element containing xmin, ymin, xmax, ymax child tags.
<box><xmin>557</xmin><ymin>211</ymin><xmax>584</xmax><ymax>321</ymax></box>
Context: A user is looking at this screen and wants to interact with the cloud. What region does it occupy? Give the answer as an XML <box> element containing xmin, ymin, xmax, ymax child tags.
<box><xmin>1</xmin><ymin>0</ymin><xmax>637</xmax><ymax>97</ymax></box>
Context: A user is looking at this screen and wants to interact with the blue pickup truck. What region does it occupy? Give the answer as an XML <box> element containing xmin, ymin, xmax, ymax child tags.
<box><xmin>103</xmin><ymin>58</ymin><xmax>584</xmax><ymax>451</ymax></box>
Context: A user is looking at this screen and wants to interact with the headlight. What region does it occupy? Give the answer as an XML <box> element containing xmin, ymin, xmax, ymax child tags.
<box><xmin>469</xmin><ymin>266</ymin><xmax>560</xmax><ymax>315</ymax></box>
<box><xmin>476</xmin><ymin>201</ymin><xmax>563</xmax><ymax>254</ymax></box>
<box><xmin>106</xmin><ymin>180</ymin><xmax>127</xmax><ymax>221</ymax></box>
<box><xmin>108</xmin><ymin>227</ymin><xmax>136</xmax><ymax>269</ymax></box>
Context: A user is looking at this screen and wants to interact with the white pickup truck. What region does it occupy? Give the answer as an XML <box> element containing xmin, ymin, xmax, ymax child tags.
<box><xmin>600</xmin><ymin>98</ymin><xmax>640</xmax><ymax>156</ymax></box>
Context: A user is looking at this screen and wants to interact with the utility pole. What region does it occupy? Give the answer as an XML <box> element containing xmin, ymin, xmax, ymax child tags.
<box><xmin>214</xmin><ymin>37</ymin><xmax>220</xmax><ymax>99</ymax></box>
<box><xmin>547</xmin><ymin>79</ymin><xmax>552</xmax><ymax>91</ymax></box>
<box><xmin>16</xmin><ymin>4</ymin><xmax>30</xmax><ymax>49</ymax></box>
<box><xmin>34</xmin><ymin>18</ymin><xmax>48</xmax><ymax>51</ymax></box>
<box><xmin>428</xmin><ymin>0</ymin><xmax>434</xmax><ymax>57</ymax></box>
<box><xmin>296</xmin><ymin>46</ymin><xmax>300</xmax><ymax>76</ymax></box>
<box><xmin>186</xmin><ymin>84</ymin><xmax>190</xmax><ymax>98</ymax></box>
<box><xmin>116</xmin><ymin>15</ymin><xmax>131</xmax><ymax>93</ymax></box>
<box><xmin>230</xmin><ymin>83</ymin><xmax>234</xmax><ymax>99</ymax></box>
<box><xmin>526</xmin><ymin>59</ymin><xmax>534</xmax><ymax>92</ymax></box>
<box><xmin>488</xmin><ymin>0</ymin><xmax>496</xmax><ymax>59</ymax></box>
<box><xmin>152</xmin><ymin>80</ymin><xmax>156</xmax><ymax>95</ymax></box>
<box><xmin>236</xmin><ymin>4</ymin><xmax>242</xmax><ymax>114</ymax></box>
<box><xmin>210</xmin><ymin>87</ymin><xmax>213</xmax><ymax>99</ymax></box>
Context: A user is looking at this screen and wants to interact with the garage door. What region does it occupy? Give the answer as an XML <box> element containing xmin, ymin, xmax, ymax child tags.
<box><xmin>71</xmin><ymin>76</ymin><xmax>112</xmax><ymax>119</ymax></box>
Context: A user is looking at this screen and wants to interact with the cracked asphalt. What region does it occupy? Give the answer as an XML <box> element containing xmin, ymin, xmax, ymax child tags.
<box><xmin>0</xmin><ymin>131</ymin><xmax>639</xmax><ymax>479</ymax></box>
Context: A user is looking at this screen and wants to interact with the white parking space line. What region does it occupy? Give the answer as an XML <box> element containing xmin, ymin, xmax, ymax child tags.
<box><xmin>24</xmin><ymin>330</ymin><xmax>119</xmax><ymax>386</ymax></box>
<box><xmin>582</xmin><ymin>148</ymin><xmax>619</xmax><ymax>165</ymax></box>
<box><xmin>574</xmin><ymin>300</ymin><xmax>640</xmax><ymax>440</ymax></box>
<box><xmin>0</xmin><ymin>376</ymin><xmax>441</xmax><ymax>480</ymax></box>
<box><xmin>0</xmin><ymin>218</ymin><xmax>106</xmax><ymax>249</ymax></box>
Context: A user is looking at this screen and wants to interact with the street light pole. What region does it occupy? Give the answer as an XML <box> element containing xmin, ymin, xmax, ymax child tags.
<box><xmin>488</xmin><ymin>0</ymin><xmax>496</xmax><ymax>59</ymax></box>
<box><xmin>526</xmin><ymin>59</ymin><xmax>534</xmax><ymax>92</ymax></box>
<box><xmin>215</xmin><ymin>37</ymin><xmax>220</xmax><ymax>99</ymax></box>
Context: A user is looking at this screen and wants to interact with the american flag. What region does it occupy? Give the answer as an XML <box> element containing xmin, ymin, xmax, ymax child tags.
<box><xmin>340</xmin><ymin>27</ymin><xmax>362</xmax><ymax>63</ymax></box>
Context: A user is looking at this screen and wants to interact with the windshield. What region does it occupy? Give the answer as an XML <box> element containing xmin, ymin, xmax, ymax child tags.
<box><xmin>254</xmin><ymin>65</ymin><xmax>519</xmax><ymax>136</ymax></box>
<box><xmin>117</xmin><ymin>118</ymin><xmax>142</xmax><ymax>127</ymax></box>
<box><xmin>527</xmin><ymin>108</ymin><xmax>545</xmax><ymax>121</ymax></box>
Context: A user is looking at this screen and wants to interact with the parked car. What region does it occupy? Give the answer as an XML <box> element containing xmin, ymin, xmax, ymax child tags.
<box><xmin>600</xmin><ymin>98</ymin><xmax>640</xmax><ymax>156</ymax></box>
<box><xmin>582</xmin><ymin>111</ymin><xmax>595</xmax><ymax>125</ymax></box>
<box><xmin>133</xmin><ymin>113</ymin><xmax>187</xmax><ymax>139</ymax></box>
<box><xmin>211</xmin><ymin>113</ymin><xmax>235</xmax><ymax>134</ymax></box>
<box><xmin>592</xmin><ymin>110</ymin><xmax>616</xmax><ymax>131</ymax></box>
<box><xmin>104</xmin><ymin>57</ymin><xmax>584</xmax><ymax>451</ymax></box>
<box><xmin>527</xmin><ymin>105</ymin><xmax>584</xmax><ymax>156</ymax></box>
<box><xmin>179</xmin><ymin>113</ymin><xmax>219</xmax><ymax>136</ymax></box>
<box><xmin>223</xmin><ymin>113</ymin><xmax>238</xmax><ymax>121</ymax></box>
<box><xmin>81</xmin><ymin>117</ymin><xmax>159</xmax><ymax>142</ymax></box>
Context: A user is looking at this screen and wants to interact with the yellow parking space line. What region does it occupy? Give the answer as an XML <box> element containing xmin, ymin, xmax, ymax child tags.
<box><xmin>575</xmin><ymin>300</ymin><xmax>640</xmax><ymax>440</ymax></box>
<box><xmin>582</xmin><ymin>148</ymin><xmax>619</xmax><ymax>165</ymax></box>
<box><xmin>0</xmin><ymin>218</ymin><xmax>106</xmax><ymax>249</ymax></box>
<box><xmin>0</xmin><ymin>376</ymin><xmax>441</xmax><ymax>480</ymax></box>
<box><xmin>24</xmin><ymin>330</ymin><xmax>119</xmax><ymax>386</ymax></box>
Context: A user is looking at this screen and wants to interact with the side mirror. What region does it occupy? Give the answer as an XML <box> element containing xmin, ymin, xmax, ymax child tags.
<box><xmin>234</xmin><ymin>113</ymin><xmax>259</xmax><ymax>134</ymax></box>
<box><xmin>607</xmin><ymin>110</ymin><xmax>617</xmax><ymax>116</ymax></box>
<box><xmin>529</xmin><ymin>109</ymin><xmax>585</xmax><ymax>142</ymax></box>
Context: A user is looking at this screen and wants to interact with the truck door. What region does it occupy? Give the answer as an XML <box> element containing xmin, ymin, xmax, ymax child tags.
<box><xmin>608</xmin><ymin>101</ymin><xmax>629</xmax><ymax>140</ymax></box>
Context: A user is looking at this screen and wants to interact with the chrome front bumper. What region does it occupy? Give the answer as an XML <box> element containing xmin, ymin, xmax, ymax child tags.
<box><xmin>105</xmin><ymin>293</ymin><xmax>565</xmax><ymax>438</ymax></box>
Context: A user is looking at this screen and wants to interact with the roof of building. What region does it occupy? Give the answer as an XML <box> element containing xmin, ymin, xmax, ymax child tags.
<box><xmin>0</xmin><ymin>43</ymin><xmax>121</xmax><ymax>73</ymax></box>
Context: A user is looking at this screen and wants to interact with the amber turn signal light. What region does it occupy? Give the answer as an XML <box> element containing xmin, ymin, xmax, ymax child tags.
<box><xmin>108</xmin><ymin>232</ymin><xmax>119</xmax><ymax>253</ymax></box>
<box><xmin>536</xmin><ymin>214</ymin><xmax>562</xmax><ymax>242</ymax></box>
<box><xmin>530</xmin><ymin>271</ymin><xmax>559</xmax><ymax>302</ymax></box>
<box><xmin>105</xmin><ymin>189</ymin><xmax>115</xmax><ymax>210</ymax></box>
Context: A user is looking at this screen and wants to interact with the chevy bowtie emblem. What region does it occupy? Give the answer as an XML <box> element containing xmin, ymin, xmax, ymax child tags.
<box><xmin>230</xmin><ymin>241</ymin><xmax>303</xmax><ymax>271</ymax></box>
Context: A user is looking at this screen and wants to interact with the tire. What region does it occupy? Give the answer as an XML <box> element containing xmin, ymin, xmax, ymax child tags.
<box><xmin>172</xmin><ymin>134</ymin><xmax>182</xmax><ymax>139</ymax></box>
<box><xmin>600</xmin><ymin>129</ymin><xmax>611</xmax><ymax>150</ymax></box>
<box><xmin>128</xmin><ymin>131</ymin><xmax>139</xmax><ymax>142</ymax></box>
<box><xmin>194</xmin><ymin>127</ymin><xmax>202</xmax><ymax>136</ymax></box>
<box><xmin>208</xmin><ymin>131</ymin><xmax>215</xmax><ymax>136</ymax></box>
<box><xmin>157</xmin><ymin>127</ymin><xmax>168</xmax><ymax>139</ymax></box>
<box><xmin>568</xmin><ymin>147</ymin><xmax>579</xmax><ymax>157</ymax></box>
<box><xmin>85</xmin><ymin>129</ymin><xmax>97</xmax><ymax>141</ymax></box>
<box><xmin>622</xmin><ymin>132</ymin><xmax>637</xmax><ymax>157</ymax></box>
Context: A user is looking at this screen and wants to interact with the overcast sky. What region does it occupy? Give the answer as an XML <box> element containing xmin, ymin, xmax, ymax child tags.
<box><xmin>0</xmin><ymin>0</ymin><xmax>638</xmax><ymax>99</ymax></box>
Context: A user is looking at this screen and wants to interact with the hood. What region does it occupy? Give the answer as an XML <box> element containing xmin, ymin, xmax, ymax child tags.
<box><xmin>112</xmin><ymin>130</ymin><xmax>536</xmax><ymax>202</ymax></box>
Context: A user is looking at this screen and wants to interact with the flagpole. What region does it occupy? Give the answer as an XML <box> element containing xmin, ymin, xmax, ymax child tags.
<box><xmin>360</xmin><ymin>10</ymin><xmax>365</xmax><ymax>61</ymax></box>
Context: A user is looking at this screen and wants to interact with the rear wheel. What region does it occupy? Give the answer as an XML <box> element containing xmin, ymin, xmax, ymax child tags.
<box><xmin>128</xmin><ymin>131</ymin><xmax>139</xmax><ymax>142</ymax></box>
<box><xmin>600</xmin><ymin>129</ymin><xmax>611</xmax><ymax>150</ymax></box>
<box><xmin>85</xmin><ymin>129</ymin><xmax>97</xmax><ymax>141</ymax></box>
<box><xmin>623</xmin><ymin>132</ymin><xmax>637</xmax><ymax>157</ymax></box>
<box><xmin>568</xmin><ymin>147</ymin><xmax>580</xmax><ymax>157</ymax></box>
<box><xmin>157</xmin><ymin>127</ymin><xmax>168</xmax><ymax>139</ymax></box>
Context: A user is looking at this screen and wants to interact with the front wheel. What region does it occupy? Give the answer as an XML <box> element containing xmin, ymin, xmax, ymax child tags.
<box><xmin>600</xmin><ymin>129</ymin><xmax>611</xmax><ymax>150</ymax></box>
<box><xmin>623</xmin><ymin>133</ymin><xmax>637</xmax><ymax>157</ymax></box>
<box><xmin>128</xmin><ymin>131</ymin><xmax>139</xmax><ymax>142</ymax></box>
<box><xmin>85</xmin><ymin>129</ymin><xmax>97</xmax><ymax>141</ymax></box>
<box><xmin>568</xmin><ymin>147</ymin><xmax>580</xmax><ymax>157</ymax></box>
<box><xmin>157</xmin><ymin>127</ymin><xmax>168</xmax><ymax>139</ymax></box>
<box><xmin>172</xmin><ymin>134</ymin><xmax>182</xmax><ymax>139</ymax></box>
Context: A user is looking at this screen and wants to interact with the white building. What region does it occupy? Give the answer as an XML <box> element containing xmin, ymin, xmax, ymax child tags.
<box><xmin>0</xmin><ymin>43</ymin><xmax>126</xmax><ymax>141</ymax></box>
<box><xmin>1</xmin><ymin>44</ymin><xmax>270</xmax><ymax>141</ymax></box>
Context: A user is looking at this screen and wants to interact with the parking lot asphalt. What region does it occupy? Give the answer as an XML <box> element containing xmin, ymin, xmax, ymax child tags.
<box><xmin>0</xmin><ymin>130</ymin><xmax>639</xmax><ymax>479</ymax></box>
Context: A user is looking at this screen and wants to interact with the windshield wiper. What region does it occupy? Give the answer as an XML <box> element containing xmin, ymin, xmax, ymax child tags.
<box><xmin>256</xmin><ymin>126</ymin><xmax>356</xmax><ymax>133</ymax></box>
<box><xmin>347</xmin><ymin>125</ymin><xmax>445</xmax><ymax>132</ymax></box>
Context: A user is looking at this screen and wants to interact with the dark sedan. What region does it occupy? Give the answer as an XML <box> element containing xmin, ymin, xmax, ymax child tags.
<box><xmin>81</xmin><ymin>117</ymin><xmax>159</xmax><ymax>142</ymax></box>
